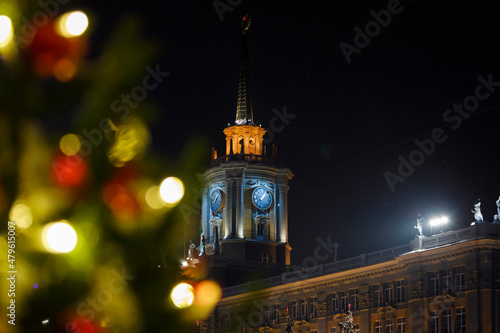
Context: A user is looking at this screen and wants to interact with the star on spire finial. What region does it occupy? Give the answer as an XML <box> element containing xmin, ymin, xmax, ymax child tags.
<box><xmin>241</xmin><ymin>13</ymin><xmax>251</xmax><ymax>34</ymax></box>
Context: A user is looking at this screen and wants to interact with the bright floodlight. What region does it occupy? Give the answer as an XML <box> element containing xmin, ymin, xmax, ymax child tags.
<box><xmin>429</xmin><ymin>216</ymin><xmax>448</xmax><ymax>226</ymax></box>
<box><xmin>170</xmin><ymin>283</ymin><xmax>194</xmax><ymax>308</ymax></box>
<box><xmin>44</xmin><ymin>221</ymin><xmax>78</xmax><ymax>253</ymax></box>
<box><xmin>57</xmin><ymin>11</ymin><xmax>88</xmax><ymax>37</ymax></box>
<box><xmin>159</xmin><ymin>177</ymin><xmax>184</xmax><ymax>204</ymax></box>
<box><xmin>0</xmin><ymin>15</ymin><xmax>13</xmax><ymax>47</ymax></box>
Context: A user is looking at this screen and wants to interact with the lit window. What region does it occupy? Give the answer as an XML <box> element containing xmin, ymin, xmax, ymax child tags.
<box><xmin>374</xmin><ymin>320</ymin><xmax>382</xmax><ymax>333</ymax></box>
<box><xmin>291</xmin><ymin>300</ymin><xmax>298</xmax><ymax>319</ymax></box>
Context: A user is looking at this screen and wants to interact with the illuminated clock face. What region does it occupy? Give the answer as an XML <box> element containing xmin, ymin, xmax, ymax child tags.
<box><xmin>252</xmin><ymin>187</ymin><xmax>272</xmax><ymax>210</ymax></box>
<box><xmin>210</xmin><ymin>189</ymin><xmax>223</xmax><ymax>212</ymax></box>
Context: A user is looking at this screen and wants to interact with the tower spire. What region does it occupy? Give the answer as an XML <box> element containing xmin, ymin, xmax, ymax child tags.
<box><xmin>235</xmin><ymin>13</ymin><xmax>253</xmax><ymax>125</ymax></box>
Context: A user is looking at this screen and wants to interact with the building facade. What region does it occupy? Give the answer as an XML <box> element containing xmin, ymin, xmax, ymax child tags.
<box><xmin>203</xmin><ymin>222</ymin><xmax>499</xmax><ymax>332</ymax></box>
<box><xmin>194</xmin><ymin>14</ymin><xmax>500</xmax><ymax>333</ymax></box>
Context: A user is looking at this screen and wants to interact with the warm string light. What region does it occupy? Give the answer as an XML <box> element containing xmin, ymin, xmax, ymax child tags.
<box><xmin>56</xmin><ymin>11</ymin><xmax>89</xmax><ymax>38</ymax></box>
<box><xmin>0</xmin><ymin>15</ymin><xmax>13</xmax><ymax>47</ymax></box>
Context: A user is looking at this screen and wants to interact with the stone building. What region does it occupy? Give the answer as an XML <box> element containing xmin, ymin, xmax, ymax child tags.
<box><xmin>193</xmin><ymin>14</ymin><xmax>500</xmax><ymax>333</ymax></box>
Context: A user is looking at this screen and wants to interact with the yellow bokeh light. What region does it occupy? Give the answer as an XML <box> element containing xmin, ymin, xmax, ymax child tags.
<box><xmin>9</xmin><ymin>203</ymin><xmax>33</xmax><ymax>229</ymax></box>
<box><xmin>159</xmin><ymin>177</ymin><xmax>184</xmax><ymax>205</ymax></box>
<box><xmin>108</xmin><ymin>118</ymin><xmax>150</xmax><ymax>167</ymax></box>
<box><xmin>0</xmin><ymin>15</ymin><xmax>13</xmax><ymax>47</ymax></box>
<box><xmin>57</xmin><ymin>11</ymin><xmax>88</xmax><ymax>38</ymax></box>
<box><xmin>170</xmin><ymin>283</ymin><xmax>194</xmax><ymax>309</ymax></box>
<box><xmin>59</xmin><ymin>133</ymin><xmax>81</xmax><ymax>156</ymax></box>
<box><xmin>145</xmin><ymin>186</ymin><xmax>164</xmax><ymax>209</ymax></box>
<box><xmin>42</xmin><ymin>221</ymin><xmax>78</xmax><ymax>253</ymax></box>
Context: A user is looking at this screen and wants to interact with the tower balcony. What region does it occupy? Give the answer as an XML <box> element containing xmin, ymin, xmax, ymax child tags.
<box><xmin>210</xmin><ymin>153</ymin><xmax>277</xmax><ymax>167</ymax></box>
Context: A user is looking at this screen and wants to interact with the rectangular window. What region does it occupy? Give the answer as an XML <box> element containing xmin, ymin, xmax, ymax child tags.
<box><xmin>350</xmin><ymin>289</ymin><xmax>359</xmax><ymax>311</ymax></box>
<box><xmin>429</xmin><ymin>271</ymin><xmax>439</xmax><ymax>297</ymax></box>
<box><xmin>309</xmin><ymin>297</ymin><xmax>317</xmax><ymax>318</ymax></box>
<box><xmin>272</xmin><ymin>304</ymin><xmax>279</xmax><ymax>323</ymax></box>
<box><xmin>442</xmin><ymin>269</ymin><xmax>451</xmax><ymax>293</ymax></box>
<box><xmin>453</xmin><ymin>266</ymin><xmax>465</xmax><ymax>292</ymax></box>
<box><xmin>429</xmin><ymin>311</ymin><xmax>438</xmax><ymax>333</ymax></box>
<box><xmin>331</xmin><ymin>328</ymin><xmax>337</xmax><ymax>333</ymax></box>
<box><xmin>373</xmin><ymin>285</ymin><xmax>382</xmax><ymax>307</ymax></box>
<box><xmin>385</xmin><ymin>283</ymin><xmax>393</xmax><ymax>305</ymax></box>
<box><xmin>340</xmin><ymin>292</ymin><xmax>348</xmax><ymax>312</ymax></box>
<box><xmin>442</xmin><ymin>309</ymin><xmax>451</xmax><ymax>333</ymax></box>
<box><xmin>291</xmin><ymin>300</ymin><xmax>298</xmax><ymax>319</ymax></box>
<box><xmin>374</xmin><ymin>320</ymin><xmax>382</xmax><ymax>333</ymax></box>
<box><xmin>456</xmin><ymin>307</ymin><xmax>466</xmax><ymax>333</ymax></box>
<box><xmin>330</xmin><ymin>294</ymin><xmax>338</xmax><ymax>314</ymax></box>
<box><xmin>396</xmin><ymin>280</ymin><xmax>405</xmax><ymax>303</ymax></box>
<box><xmin>396</xmin><ymin>317</ymin><xmax>405</xmax><ymax>333</ymax></box>
<box><xmin>385</xmin><ymin>319</ymin><xmax>393</xmax><ymax>333</ymax></box>
<box><xmin>300</xmin><ymin>299</ymin><xmax>307</xmax><ymax>318</ymax></box>
<box><xmin>264</xmin><ymin>306</ymin><xmax>271</xmax><ymax>325</ymax></box>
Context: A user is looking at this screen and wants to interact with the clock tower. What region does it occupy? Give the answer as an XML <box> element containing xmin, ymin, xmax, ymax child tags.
<box><xmin>198</xmin><ymin>15</ymin><xmax>293</xmax><ymax>280</ymax></box>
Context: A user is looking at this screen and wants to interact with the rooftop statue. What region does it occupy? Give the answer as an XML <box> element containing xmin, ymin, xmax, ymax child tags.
<box><xmin>471</xmin><ymin>199</ymin><xmax>483</xmax><ymax>224</ymax></box>
<box><xmin>494</xmin><ymin>196</ymin><xmax>500</xmax><ymax>223</ymax></box>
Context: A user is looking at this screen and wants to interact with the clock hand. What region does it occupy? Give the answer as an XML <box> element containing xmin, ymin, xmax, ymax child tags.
<box><xmin>260</xmin><ymin>192</ymin><xmax>267</xmax><ymax>201</ymax></box>
<box><xmin>213</xmin><ymin>193</ymin><xmax>219</xmax><ymax>203</ymax></box>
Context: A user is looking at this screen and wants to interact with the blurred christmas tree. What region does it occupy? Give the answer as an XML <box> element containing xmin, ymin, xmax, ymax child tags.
<box><xmin>0</xmin><ymin>1</ymin><xmax>216</xmax><ymax>332</ymax></box>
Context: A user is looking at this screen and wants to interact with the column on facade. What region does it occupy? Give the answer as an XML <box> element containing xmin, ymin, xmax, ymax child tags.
<box><xmin>201</xmin><ymin>187</ymin><xmax>209</xmax><ymax>241</ymax></box>
<box><xmin>277</xmin><ymin>183</ymin><xmax>289</xmax><ymax>243</ymax></box>
<box><xmin>224</xmin><ymin>179</ymin><xmax>233</xmax><ymax>238</ymax></box>
<box><xmin>232</xmin><ymin>134</ymin><xmax>239</xmax><ymax>154</ymax></box>
<box><xmin>235</xmin><ymin>177</ymin><xmax>245</xmax><ymax>238</ymax></box>
<box><xmin>225</xmin><ymin>136</ymin><xmax>231</xmax><ymax>155</ymax></box>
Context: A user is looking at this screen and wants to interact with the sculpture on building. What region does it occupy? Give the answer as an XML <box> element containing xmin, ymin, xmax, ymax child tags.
<box><xmin>199</xmin><ymin>235</ymin><xmax>205</xmax><ymax>256</ymax></box>
<box><xmin>471</xmin><ymin>199</ymin><xmax>483</xmax><ymax>224</ymax></box>
<box><xmin>494</xmin><ymin>196</ymin><xmax>500</xmax><ymax>223</ymax></box>
<box><xmin>414</xmin><ymin>214</ymin><xmax>424</xmax><ymax>236</ymax></box>
<box><xmin>187</xmin><ymin>240</ymin><xmax>198</xmax><ymax>260</ymax></box>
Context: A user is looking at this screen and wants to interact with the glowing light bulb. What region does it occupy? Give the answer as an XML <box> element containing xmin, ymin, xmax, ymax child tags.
<box><xmin>43</xmin><ymin>221</ymin><xmax>77</xmax><ymax>253</ymax></box>
<box><xmin>0</xmin><ymin>15</ymin><xmax>13</xmax><ymax>47</ymax></box>
<box><xmin>170</xmin><ymin>283</ymin><xmax>194</xmax><ymax>308</ymax></box>
<box><xmin>57</xmin><ymin>11</ymin><xmax>88</xmax><ymax>38</ymax></box>
<box><xmin>159</xmin><ymin>177</ymin><xmax>184</xmax><ymax>205</ymax></box>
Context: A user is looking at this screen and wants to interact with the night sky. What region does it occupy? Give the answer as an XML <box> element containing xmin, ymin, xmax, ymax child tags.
<box><xmin>86</xmin><ymin>1</ymin><xmax>500</xmax><ymax>265</ymax></box>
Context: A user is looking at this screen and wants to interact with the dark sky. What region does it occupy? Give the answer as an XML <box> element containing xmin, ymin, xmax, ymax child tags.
<box><xmin>86</xmin><ymin>1</ymin><xmax>500</xmax><ymax>265</ymax></box>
